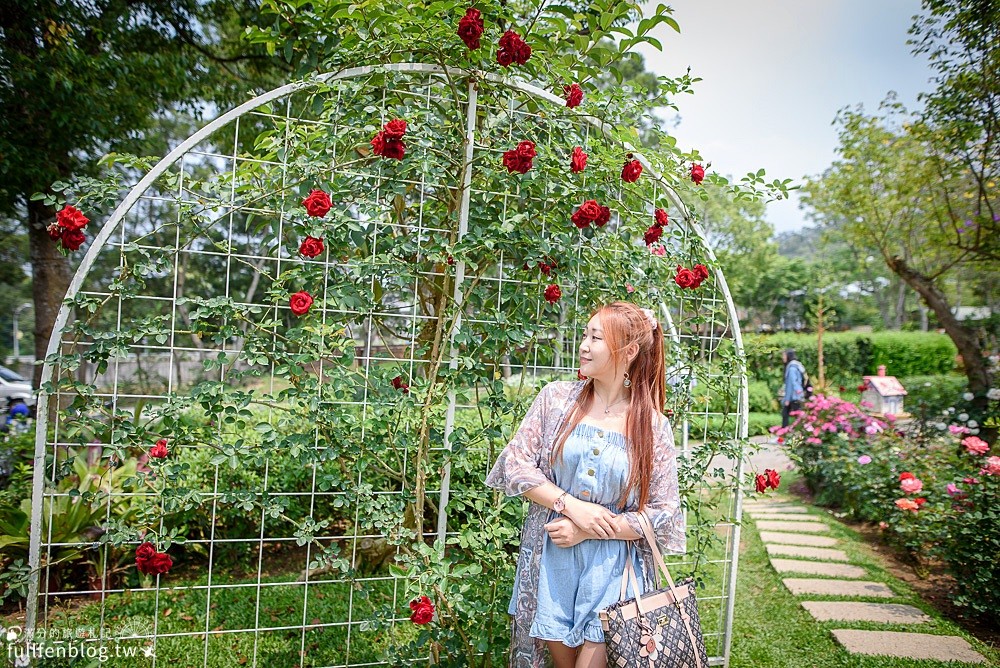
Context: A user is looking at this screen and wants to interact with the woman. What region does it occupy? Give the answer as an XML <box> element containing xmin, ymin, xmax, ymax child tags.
<box><xmin>486</xmin><ymin>301</ymin><xmax>686</xmax><ymax>668</ymax></box>
<box><xmin>781</xmin><ymin>349</ymin><xmax>806</xmax><ymax>428</ymax></box>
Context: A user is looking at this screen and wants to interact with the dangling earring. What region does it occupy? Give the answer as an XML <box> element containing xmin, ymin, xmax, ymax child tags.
<box><xmin>623</xmin><ymin>371</ymin><xmax>631</xmax><ymax>388</ymax></box>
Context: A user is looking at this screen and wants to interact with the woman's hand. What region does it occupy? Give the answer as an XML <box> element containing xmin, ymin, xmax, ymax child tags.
<box><xmin>543</xmin><ymin>517</ymin><xmax>587</xmax><ymax>547</ymax></box>
<box><xmin>563</xmin><ymin>498</ymin><xmax>617</xmax><ymax>538</ymax></box>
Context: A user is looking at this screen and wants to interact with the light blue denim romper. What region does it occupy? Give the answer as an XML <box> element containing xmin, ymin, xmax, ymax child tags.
<box><xmin>508</xmin><ymin>421</ymin><xmax>644</xmax><ymax>647</ymax></box>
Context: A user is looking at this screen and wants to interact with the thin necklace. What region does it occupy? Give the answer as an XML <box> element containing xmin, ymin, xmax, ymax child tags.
<box><xmin>597</xmin><ymin>391</ymin><xmax>629</xmax><ymax>414</ymax></box>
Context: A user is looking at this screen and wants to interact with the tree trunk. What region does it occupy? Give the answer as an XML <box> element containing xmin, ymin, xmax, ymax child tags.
<box><xmin>894</xmin><ymin>276</ymin><xmax>907</xmax><ymax>329</ymax></box>
<box><xmin>27</xmin><ymin>199</ymin><xmax>72</xmax><ymax>389</ymax></box>
<box><xmin>886</xmin><ymin>255</ymin><xmax>994</xmax><ymax>440</ymax></box>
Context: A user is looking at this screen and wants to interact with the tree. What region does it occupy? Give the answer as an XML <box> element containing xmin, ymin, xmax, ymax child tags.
<box><xmin>803</xmin><ymin>107</ymin><xmax>996</xmax><ymax>402</ymax></box>
<box><xmin>0</xmin><ymin>0</ymin><xmax>285</xmax><ymax>386</ymax></box>
<box><xmin>695</xmin><ymin>182</ymin><xmax>778</xmax><ymax>312</ymax></box>
<box><xmin>909</xmin><ymin>0</ymin><xmax>999</xmax><ymax>263</ymax></box>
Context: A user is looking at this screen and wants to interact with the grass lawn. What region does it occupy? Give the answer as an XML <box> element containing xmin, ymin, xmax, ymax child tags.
<box><xmin>730</xmin><ymin>473</ymin><xmax>999</xmax><ymax>667</ymax></box>
<box><xmin>9</xmin><ymin>570</ymin><xmax>413</xmax><ymax>667</ymax></box>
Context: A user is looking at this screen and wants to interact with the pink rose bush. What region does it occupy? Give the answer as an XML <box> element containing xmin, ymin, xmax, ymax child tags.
<box><xmin>775</xmin><ymin>390</ymin><xmax>1000</xmax><ymax>624</ymax></box>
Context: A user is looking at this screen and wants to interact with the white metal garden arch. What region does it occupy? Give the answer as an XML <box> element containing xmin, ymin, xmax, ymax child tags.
<box><xmin>27</xmin><ymin>63</ymin><xmax>749</xmax><ymax>667</ymax></box>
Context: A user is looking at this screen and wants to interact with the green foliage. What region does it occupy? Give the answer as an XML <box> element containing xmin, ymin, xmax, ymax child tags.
<box><xmin>897</xmin><ymin>374</ymin><xmax>968</xmax><ymax>417</ymax></box>
<box><xmin>780</xmin><ymin>391</ymin><xmax>1000</xmax><ymax>624</ymax></box>
<box><xmin>16</xmin><ymin>1</ymin><xmax>794</xmax><ymax>662</ymax></box>
<box><xmin>744</xmin><ymin>331</ymin><xmax>957</xmax><ymax>389</ymax></box>
<box><xmin>0</xmin><ymin>431</ymin><xmax>34</xmax><ymax>509</ymax></box>
<box><xmin>868</xmin><ymin>332</ymin><xmax>958</xmax><ymax>377</ymax></box>
<box><xmin>0</xmin><ymin>0</ymin><xmax>285</xmax><ymax>211</ymax></box>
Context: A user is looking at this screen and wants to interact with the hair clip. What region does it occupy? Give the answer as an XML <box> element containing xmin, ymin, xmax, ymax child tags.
<box><xmin>641</xmin><ymin>307</ymin><xmax>658</xmax><ymax>331</ymax></box>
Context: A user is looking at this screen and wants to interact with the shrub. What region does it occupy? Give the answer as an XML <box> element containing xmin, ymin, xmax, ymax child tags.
<box><xmin>897</xmin><ymin>374</ymin><xmax>968</xmax><ymax>418</ymax></box>
<box><xmin>745</xmin><ymin>331</ymin><xmax>957</xmax><ymax>388</ymax></box>
<box><xmin>777</xmin><ymin>391</ymin><xmax>1000</xmax><ymax>624</ymax></box>
<box><xmin>748</xmin><ymin>381</ymin><xmax>778</xmax><ymax>413</ymax></box>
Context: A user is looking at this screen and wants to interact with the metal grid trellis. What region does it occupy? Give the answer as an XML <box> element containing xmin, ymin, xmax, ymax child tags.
<box><xmin>23</xmin><ymin>64</ymin><xmax>748</xmax><ymax>668</ymax></box>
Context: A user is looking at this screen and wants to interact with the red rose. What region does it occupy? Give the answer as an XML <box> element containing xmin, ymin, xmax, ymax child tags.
<box><xmin>692</xmin><ymin>264</ymin><xmax>709</xmax><ymax>281</ymax></box>
<box><xmin>57</xmin><ymin>205</ymin><xmax>89</xmax><ymax>231</ymax></box>
<box><xmin>409</xmin><ymin>595</ymin><xmax>435</xmax><ymax>625</ymax></box>
<box><xmin>621</xmin><ymin>159</ymin><xmax>643</xmax><ymax>183</ymax></box>
<box><xmin>571</xmin><ymin>209</ymin><xmax>589</xmax><ymax>229</ymax></box>
<box><xmin>690</xmin><ymin>164</ymin><xmax>705</xmax><ymax>184</ymax></box>
<box><xmin>289</xmin><ymin>291</ymin><xmax>313</xmax><ymax>316</ymax></box>
<box><xmin>643</xmin><ymin>225</ymin><xmax>663</xmax><ymax>246</ymax></box>
<box><xmin>765</xmin><ymin>468</ymin><xmax>780</xmax><ymax>489</ymax></box>
<box><xmin>60</xmin><ymin>228</ymin><xmax>86</xmax><ymax>251</ymax></box>
<box><xmin>513</xmin><ymin>40</ymin><xmax>531</xmax><ymax>64</ymax></box>
<box><xmin>457</xmin><ymin>7</ymin><xmax>484</xmax><ymax>50</ymax></box>
<box><xmin>674</xmin><ymin>267</ymin><xmax>697</xmax><ymax>289</ymax></box>
<box><xmin>899</xmin><ymin>472</ymin><xmax>915</xmax><ymax>481</ymax></box>
<box><xmin>382</xmin><ymin>139</ymin><xmax>406</xmax><ymax>161</ymax></box>
<box><xmin>391</xmin><ymin>375</ymin><xmax>410</xmax><ymax>393</ymax></box>
<box><xmin>755</xmin><ymin>474</ymin><xmax>767</xmax><ymax>493</ymax></box>
<box><xmin>371</xmin><ymin>132</ymin><xmax>387</xmax><ymax>155</ymax></box>
<box><xmin>148</xmin><ymin>552</ymin><xmax>173</xmax><ymax>575</ymax></box>
<box><xmin>914</xmin><ymin>497</ymin><xmax>927</xmax><ymax>507</ymax></box>
<box><xmin>538</xmin><ymin>262</ymin><xmax>552</xmax><ymax>276</ymax></box>
<box><xmin>149</xmin><ymin>439</ymin><xmax>169</xmax><ymax>459</ymax></box>
<box><xmin>135</xmin><ymin>542</ymin><xmax>156</xmax><ymax>564</ymax></box>
<box><xmin>594</xmin><ymin>205</ymin><xmax>610</xmax><ymax>227</ymax></box>
<box><xmin>302</xmin><ymin>190</ymin><xmax>332</xmax><ymax>217</ymax></box>
<box><xmin>544</xmin><ymin>284</ymin><xmax>561</xmax><ymax>304</ymax></box>
<box><xmin>502</xmin><ymin>149</ymin><xmax>532</xmax><ymax>174</ymax></box>
<box><xmin>47</xmin><ymin>223</ymin><xmax>62</xmax><ymax>240</ymax></box>
<box><xmin>570</xmin><ymin>146</ymin><xmax>587</xmax><ymax>173</ymax></box>
<box><xmin>383</xmin><ymin>119</ymin><xmax>407</xmax><ymax>141</ymax></box>
<box><xmin>498</xmin><ymin>30</ymin><xmax>531</xmax><ymax>65</ymax></box>
<box><xmin>654</xmin><ymin>208</ymin><xmax>669</xmax><ymax>227</ymax></box>
<box><xmin>299</xmin><ymin>236</ymin><xmax>324</xmax><ymax>258</ymax></box>
<box><xmin>516</xmin><ymin>140</ymin><xmax>537</xmax><ymax>159</ymax></box>
<box><xmin>564</xmin><ymin>83</ymin><xmax>583</xmax><ymax>108</ymax></box>
<box><xmin>447</xmin><ymin>255</ymin><xmax>455</xmax><ymax>265</ymax></box>
<box><xmin>578</xmin><ymin>199</ymin><xmax>602</xmax><ymax>222</ymax></box>
<box><xmin>409</xmin><ymin>594</ymin><xmax>432</xmax><ymax>611</ymax></box>
<box><xmin>857</xmin><ymin>383</ymin><xmax>868</xmax><ymax>392</ymax></box>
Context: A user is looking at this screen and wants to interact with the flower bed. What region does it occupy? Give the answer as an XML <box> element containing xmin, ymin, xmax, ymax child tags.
<box><xmin>774</xmin><ymin>392</ymin><xmax>1000</xmax><ymax>624</ymax></box>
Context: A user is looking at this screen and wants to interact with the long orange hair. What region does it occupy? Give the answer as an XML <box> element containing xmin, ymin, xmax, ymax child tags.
<box><xmin>551</xmin><ymin>301</ymin><xmax>666</xmax><ymax>509</ymax></box>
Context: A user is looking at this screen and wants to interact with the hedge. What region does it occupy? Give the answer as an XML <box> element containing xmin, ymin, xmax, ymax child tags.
<box><xmin>743</xmin><ymin>331</ymin><xmax>957</xmax><ymax>389</ymax></box>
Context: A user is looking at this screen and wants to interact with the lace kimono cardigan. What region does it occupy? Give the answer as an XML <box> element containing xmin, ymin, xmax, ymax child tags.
<box><xmin>485</xmin><ymin>379</ymin><xmax>686</xmax><ymax>668</ymax></box>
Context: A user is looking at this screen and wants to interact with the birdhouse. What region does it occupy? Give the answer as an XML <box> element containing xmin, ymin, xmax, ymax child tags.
<box><xmin>861</xmin><ymin>365</ymin><xmax>907</xmax><ymax>416</ymax></box>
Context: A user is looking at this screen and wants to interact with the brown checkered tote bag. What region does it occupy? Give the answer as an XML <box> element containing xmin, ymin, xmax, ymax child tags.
<box><xmin>598</xmin><ymin>512</ymin><xmax>707</xmax><ymax>668</ymax></box>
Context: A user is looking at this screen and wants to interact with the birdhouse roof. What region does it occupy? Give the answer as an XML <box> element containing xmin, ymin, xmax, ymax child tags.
<box><xmin>863</xmin><ymin>376</ymin><xmax>907</xmax><ymax>396</ymax></box>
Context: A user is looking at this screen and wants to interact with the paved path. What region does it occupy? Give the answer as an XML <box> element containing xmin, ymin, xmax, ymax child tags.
<box><xmin>744</xmin><ymin>495</ymin><xmax>990</xmax><ymax>664</ymax></box>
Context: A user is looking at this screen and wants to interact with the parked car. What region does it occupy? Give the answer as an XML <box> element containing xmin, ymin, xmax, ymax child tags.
<box><xmin>0</xmin><ymin>365</ymin><xmax>35</xmax><ymax>409</ymax></box>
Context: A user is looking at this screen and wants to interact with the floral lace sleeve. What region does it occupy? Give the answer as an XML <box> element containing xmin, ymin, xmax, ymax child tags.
<box><xmin>621</xmin><ymin>418</ymin><xmax>686</xmax><ymax>555</ymax></box>
<box><xmin>485</xmin><ymin>383</ymin><xmax>551</xmax><ymax>497</ymax></box>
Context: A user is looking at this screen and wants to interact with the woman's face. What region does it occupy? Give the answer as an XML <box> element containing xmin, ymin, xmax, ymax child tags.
<box><xmin>579</xmin><ymin>314</ymin><xmax>614</xmax><ymax>379</ymax></box>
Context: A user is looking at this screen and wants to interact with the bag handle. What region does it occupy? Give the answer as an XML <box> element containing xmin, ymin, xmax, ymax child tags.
<box><xmin>636</xmin><ymin>511</ymin><xmax>681</xmax><ymax>594</ymax></box>
<box><xmin>628</xmin><ymin>511</ymin><xmax>705</xmax><ymax>668</ymax></box>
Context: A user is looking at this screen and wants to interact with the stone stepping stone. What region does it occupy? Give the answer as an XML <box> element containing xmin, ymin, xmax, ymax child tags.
<box><xmin>769</xmin><ymin>558</ymin><xmax>866</xmax><ymax>579</ymax></box>
<box><xmin>755</xmin><ymin>520</ymin><xmax>830</xmax><ymax>533</ymax></box>
<box><xmin>744</xmin><ymin>512</ymin><xmax>818</xmax><ymax>521</ymax></box>
<box><xmin>766</xmin><ymin>545</ymin><xmax>850</xmax><ymax>562</ymax></box>
<box><xmin>782</xmin><ymin>578</ymin><xmax>894</xmax><ymax>597</ymax></box>
<box><xmin>830</xmin><ymin>630</ymin><xmax>988</xmax><ymax>663</ymax></box>
<box><xmin>802</xmin><ymin>602</ymin><xmax>929</xmax><ymax>624</ymax></box>
<box><xmin>746</xmin><ymin>506</ymin><xmax>810</xmax><ymax>515</ymax></box>
<box><xmin>759</xmin><ymin>531</ymin><xmax>838</xmax><ymax>547</ymax></box>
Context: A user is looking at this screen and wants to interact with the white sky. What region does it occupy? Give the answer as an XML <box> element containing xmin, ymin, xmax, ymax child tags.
<box><xmin>634</xmin><ymin>0</ymin><xmax>934</xmax><ymax>235</ymax></box>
